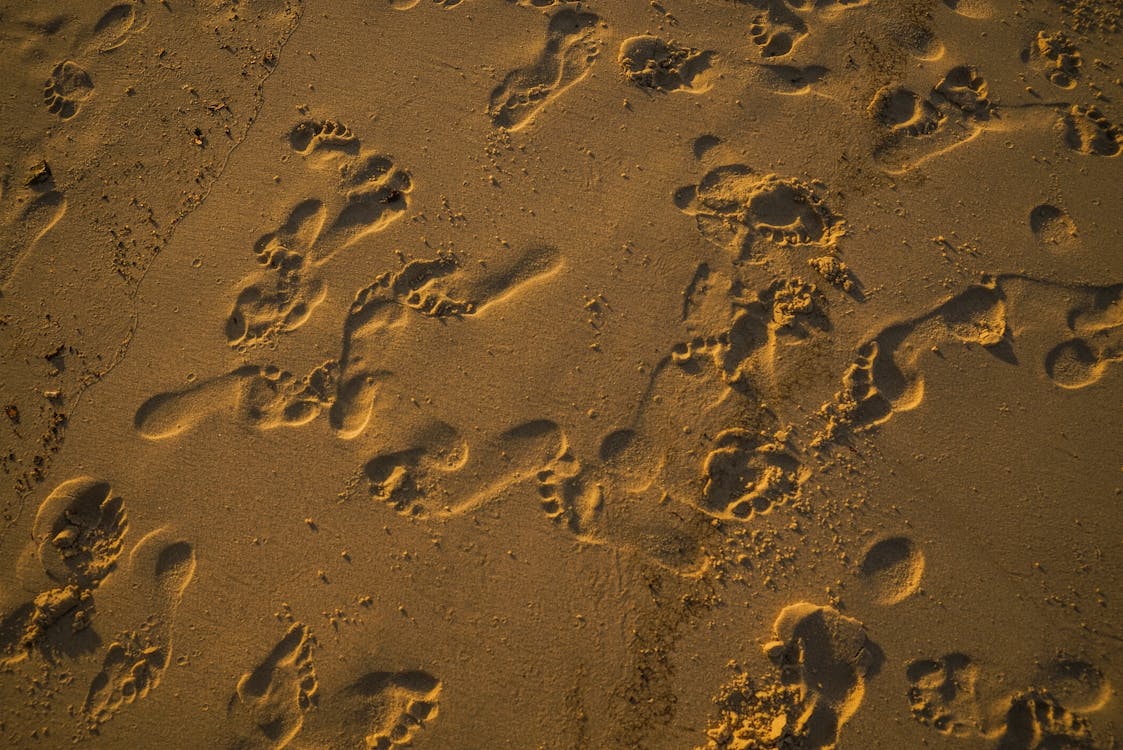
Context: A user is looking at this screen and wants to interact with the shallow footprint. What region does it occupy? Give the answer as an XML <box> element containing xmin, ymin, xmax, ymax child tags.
<box><xmin>88</xmin><ymin>2</ymin><xmax>148</xmax><ymax>53</ymax></box>
<box><xmin>906</xmin><ymin>653</ymin><xmax>981</xmax><ymax>736</ymax></box>
<box><xmin>858</xmin><ymin>536</ymin><xmax>924</xmax><ymax>604</ymax></box>
<box><xmin>1</xmin><ymin>188</ymin><xmax>68</xmax><ymax>289</ymax></box>
<box><xmin>675</xmin><ymin>164</ymin><xmax>844</xmax><ymax>259</ymax></box>
<box><xmin>43</xmin><ymin>60</ymin><xmax>93</xmax><ymax>119</ymax></box>
<box><xmin>136</xmin><ymin>365</ymin><xmax>323</xmax><ymax>440</ymax></box>
<box><xmin>1044</xmin><ymin>284</ymin><xmax>1123</xmax><ymax>389</ymax></box>
<box><xmin>489</xmin><ymin>8</ymin><xmax>602</xmax><ymax>131</ymax></box>
<box><xmin>365</xmin><ymin>421</ymin><xmax>469</xmax><ymax>517</ymax></box>
<box><xmin>990</xmin><ymin>690</ymin><xmax>1098</xmax><ymax>749</ymax></box>
<box><xmin>1035</xmin><ymin>658</ymin><xmax>1112</xmax><ymax>715</ymax></box>
<box><xmin>1029</xmin><ymin>203</ymin><xmax>1077</xmax><ymax>250</ymax></box>
<box><xmin>746</xmin><ymin>63</ymin><xmax>829</xmax><ymax>95</ymax></box>
<box><xmin>301</xmin><ymin>670</ymin><xmax>442</xmax><ymax>749</ymax></box>
<box><xmin>230</xmin><ymin>622</ymin><xmax>318</xmax><ymax>748</ymax></box>
<box><xmin>618</xmin><ymin>35</ymin><xmax>716</xmax><ymax>94</ymax></box>
<box><xmin>84</xmin><ymin>529</ymin><xmax>196</xmax><ymax>726</ymax></box>
<box><xmin>1061</xmin><ymin>105</ymin><xmax>1121</xmax><ymax>157</ymax></box>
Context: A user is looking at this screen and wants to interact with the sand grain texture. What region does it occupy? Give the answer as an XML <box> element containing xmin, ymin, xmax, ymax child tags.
<box><xmin>1</xmin><ymin>0</ymin><xmax>1121</xmax><ymax>748</ymax></box>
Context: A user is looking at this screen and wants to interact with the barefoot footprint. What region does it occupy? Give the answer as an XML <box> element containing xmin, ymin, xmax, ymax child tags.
<box><xmin>675</xmin><ymin>165</ymin><xmax>844</xmax><ymax>259</ymax></box>
<box><xmin>906</xmin><ymin>652</ymin><xmax>1110</xmax><ymax>748</ymax></box>
<box><xmin>230</xmin><ymin>622</ymin><xmax>319</xmax><ymax>748</ymax></box>
<box><xmin>83</xmin><ymin>529</ymin><xmax>197</xmax><ymax>725</ymax></box>
<box><xmin>331</xmin><ymin>246</ymin><xmax>561</xmax><ymax>439</ymax></box>
<box><xmin>816</xmin><ymin>275</ymin><xmax>1123</xmax><ymax>444</ymax></box>
<box><xmin>870</xmin><ymin>66</ymin><xmax>993</xmax><ymax>172</ymax></box>
<box><xmin>489</xmin><ymin>8</ymin><xmax>603</xmax><ymax>131</ymax></box>
<box><xmin>1061</xmin><ymin>105</ymin><xmax>1122</xmax><ymax>158</ymax></box>
<box><xmin>299</xmin><ymin>670</ymin><xmax>442</xmax><ymax>749</ymax></box>
<box><xmin>618</xmin><ymin>35</ymin><xmax>716</xmax><ymax>94</ymax></box>
<box><xmin>762</xmin><ymin>603</ymin><xmax>880</xmax><ymax>748</ymax></box>
<box><xmin>43</xmin><ymin>60</ymin><xmax>94</xmax><ymax>120</ymax></box>
<box><xmin>226</xmin><ymin>122</ymin><xmax>413</xmax><ymax>349</ymax></box>
<box><xmin>135</xmin><ymin>363</ymin><xmax>338</xmax><ymax>440</ymax></box>
<box><xmin>1045</xmin><ymin>283</ymin><xmax>1123</xmax><ymax>389</ymax></box>
<box><xmin>1</xmin><ymin>478</ymin><xmax>128</xmax><ymax>664</ymax></box>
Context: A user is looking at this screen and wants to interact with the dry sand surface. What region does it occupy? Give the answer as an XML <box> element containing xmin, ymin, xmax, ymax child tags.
<box><xmin>1</xmin><ymin>0</ymin><xmax>1121</xmax><ymax>747</ymax></box>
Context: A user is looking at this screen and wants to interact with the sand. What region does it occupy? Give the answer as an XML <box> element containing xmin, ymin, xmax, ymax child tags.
<box><xmin>0</xmin><ymin>0</ymin><xmax>1121</xmax><ymax>747</ymax></box>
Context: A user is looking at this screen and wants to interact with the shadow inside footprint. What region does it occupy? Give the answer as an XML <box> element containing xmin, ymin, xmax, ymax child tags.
<box><xmin>230</xmin><ymin>623</ymin><xmax>318</xmax><ymax>746</ymax></box>
<box><xmin>84</xmin><ymin>529</ymin><xmax>196</xmax><ymax>726</ymax></box>
<box><xmin>763</xmin><ymin>602</ymin><xmax>882</xmax><ymax>748</ymax></box>
<box><xmin>489</xmin><ymin>9</ymin><xmax>602</xmax><ymax>131</ymax></box>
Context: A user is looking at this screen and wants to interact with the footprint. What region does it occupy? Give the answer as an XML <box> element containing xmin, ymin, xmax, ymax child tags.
<box><xmin>820</xmin><ymin>276</ymin><xmax>1123</xmax><ymax>441</ymax></box>
<box><xmin>329</xmin><ymin>275</ymin><xmax>415</xmax><ymax>439</ymax></box>
<box><xmin>1029</xmin><ymin>203</ymin><xmax>1077</xmax><ymax>250</ymax></box>
<box><xmin>679</xmin><ymin>267</ymin><xmax>833</xmax><ymax>390</ymax></box>
<box><xmin>1045</xmin><ymin>340</ymin><xmax>1106</xmax><ymax>389</ymax></box>
<box><xmin>227</xmin><ymin>132</ymin><xmax>412</xmax><ymax>348</ymax></box>
<box><xmin>331</xmin><ymin>247</ymin><xmax>561</xmax><ymax>439</ymax></box>
<box><xmin>816</xmin><ymin>280</ymin><xmax>1006</xmax><ymax>442</ymax></box>
<box><xmin>699</xmin><ymin>428</ymin><xmax>807</xmax><ymax>520</ymax></box>
<box><xmin>365</xmin><ymin>421</ymin><xmax>469</xmax><ymax>517</ymax></box>
<box><xmin>230</xmin><ymin>623</ymin><xmax>319</xmax><ymax>748</ymax></box>
<box><xmin>1035</xmin><ymin>658</ymin><xmax>1112</xmax><ymax>715</ymax></box>
<box><xmin>0</xmin><ymin>585</ymin><xmax>90</xmax><ymax>665</ymax></box>
<box><xmin>88</xmin><ymin>2</ymin><xmax>147</xmax><ymax>53</ymax></box>
<box><xmin>297</xmin><ymin>670</ymin><xmax>442</xmax><ymax>749</ymax></box>
<box><xmin>20</xmin><ymin>189</ymin><xmax>68</xmax><ymax>245</ymax></box>
<box><xmin>762</xmin><ymin>603</ymin><xmax>881</xmax><ymax>748</ymax></box>
<box><xmin>43</xmin><ymin>60</ymin><xmax>94</xmax><ymax>119</ymax></box>
<box><xmin>675</xmin><ymin>165</ymin><xmax>844</xmax><ymax>259</ymax></box>
<box><xmin>287</xmin><ymin>119</ymin><xmax>358</xmax><ymax>157</ymax></box>
<box><xmin>908</xmin><ymin>652</ymin><xmax>1109</xmax><ymax>748</ymax></box>
<box><xmin>906</xmin><ymin>653</ymin><xmax>981</xmax><ymax>736</ymax></box>
<box><xmin>992</xmin><ymin>691</ymin><xmax>1098</xmax><ymax>749</ymax></box>
<box><xmin>1</xmin><ymin>165</ymin><xmax>68</xmax><ymax>290</ymax></box>
<box><xmin>1030</xmin><ymin>30</ymin><xmax>1082</xmax><ymax>89</ymax></box>
<box><xmin>226</xmin><ymin>199</ymin><xmax>329</xmax><ymax>347</ymax></box>
<box><xmin>894</xmin><ymin>24</ymin><xmax>946</xmax><ymax>61</ymax></box>
<box><xmin>933</xmin><ymin>65</ymin><xmax>990</xmax><ymax>117</ymax></box>
<box><xmin>942</xmin><ymin>0</ymin><xmax>994</xmax><ymax>19</ymax></box>
<box><xmin>0</xmin><ymin>477</ymin><xmax>127</xmax><ymax>663</ymax></box>
<box><xmin>871</xmin><ymin>68</ymin><xmax>991</xmax><ymax>172</ymax></box>
<box><xmin>32</xmin><ymin>477</ymin><xmax>128</xmax><ymax>588</ymax></box>
<box><xmin>748</xmin><ymin>11</ymin><xmax>807</xmax><ymax>59</ymax></box>
<box><xmin>507</xmin><ymin>0</ymin><xmax>575</xmax><ymax>9</ymax></box>
<box><xmin>1062</xmin><ymin>105</ymin><xmax>1121</xmax><ymax>157</ymax></box>
<box><xmin>432</xmin><ymin>417</ymin><xmax>567</xmax><ymax>517</ymax></box>
<box><xmin>489</xmin><ymin>9</ymin><xmax>603</xmax><ymax>132</ymax></box>
<box><xmin>870</xmin><ymin>86</ymin><xmax>944</xmax><ymax>137</ymax></box>
<box><xmin>84</xmin><ymin>530</ymin><xmax>196</xmax><ymax>725</ymax></box>
<box><xmin>135</xmin><ymin>364</ymin><xmax>334</xmax><ymax>440</ymax></box>
<box><xmin>1044</xmin><ymin>284</ymin><xmax>1123</xmax><ymax>389</ymax></box>
<box><xmin>618</xmin><ymin>35</ymin><xmax>716</xmax><ymax>94</ymax></box>
<box><xmin>746</xmin><ymin>63</ymin><xmax>829</xmax><ymax>95</ymax></box>
<box><xmin>536</xmin><ymin>425</ymin><xmax>710</xmax><ymax>573</ymax></box>
<box><xmin>858</xmin><ymin>536</ymin><xmax>924</xmax><ymax>604</ymax></box>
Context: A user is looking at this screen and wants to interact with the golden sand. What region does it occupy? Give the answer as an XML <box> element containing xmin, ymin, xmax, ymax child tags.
<box><xmin>1</xmin><ymin>0</ymin><xmax>1121</xmax><ymax>747</ymax></box>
